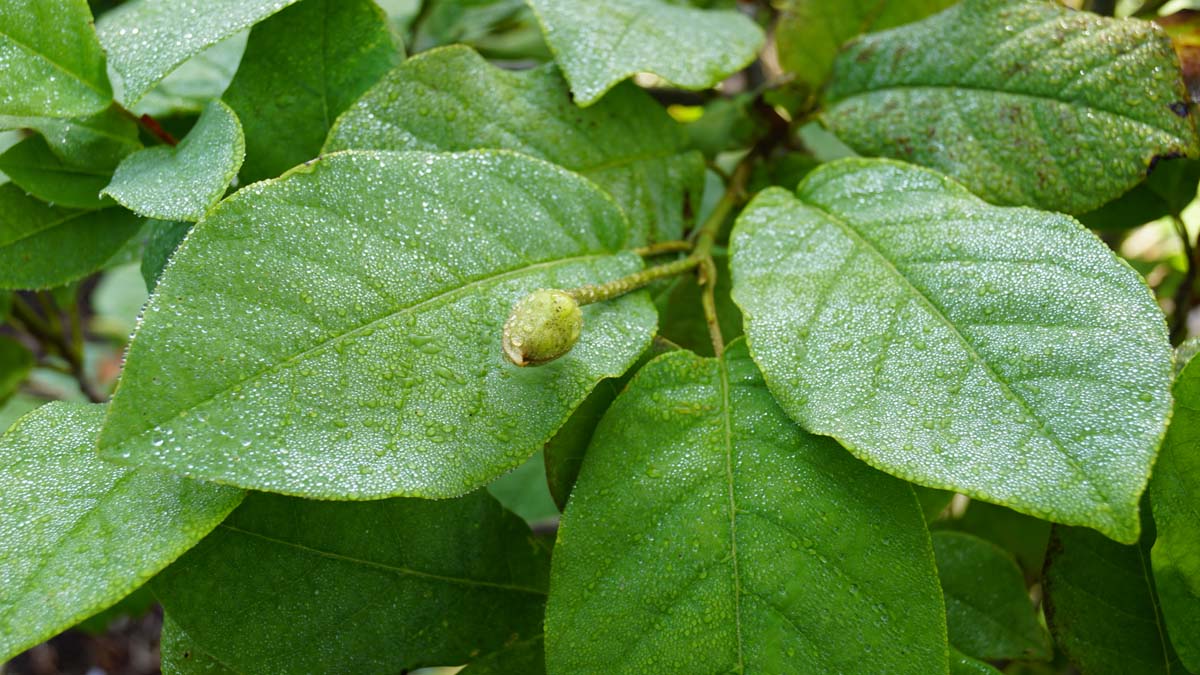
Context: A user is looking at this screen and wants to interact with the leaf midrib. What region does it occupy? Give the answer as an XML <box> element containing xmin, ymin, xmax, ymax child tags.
<box><xmin>717</xmin><ymin>356</ymin><xmax>746</xmax><ymax>671</ymax></box>
<box><xmin>0</xmin><ymin>29</ymin><xmax>108</xmax><ymax>99</ymax></box>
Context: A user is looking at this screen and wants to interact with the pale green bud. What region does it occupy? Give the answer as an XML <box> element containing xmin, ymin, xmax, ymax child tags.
<box><xmin>502</xmin><ymin>289</ymin><xmax>582</xmax><ymax>366</ymax></box>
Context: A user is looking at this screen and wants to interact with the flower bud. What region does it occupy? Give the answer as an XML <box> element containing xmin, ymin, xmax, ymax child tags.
<box><xmin>502</xmin><ymin>289</ymin><xmax>583</xmax><ymax>366</ymax></box>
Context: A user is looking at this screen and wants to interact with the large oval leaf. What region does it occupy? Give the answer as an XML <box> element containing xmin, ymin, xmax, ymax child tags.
<box><xmin>823</xmin><ymin>0</ymin><xmax>1200</xmax><ymax>214</ymax></box>
<box><xmin>98</xmin><ymin>150</ymin><xmax>656</xmax><ymax>499</ymax></box>
<box><xmin>325</xmin><ymin>45</ymin><xmax>704</xmax><ymax>246</ymax></box>
<box><xmin>1150</xmin><ymin>354</ymin><xmax>1200</xmax><ymax>671</ymax></box>
<box><xmin>525</xmin><ymin>0</ymin><xmax>764</xmax><ymax>107</ymax></box>
<box><xmin>730</xmin><ymin>158</ymin><xmax>1171</xmax><ymax>543</ymax></box>
<box><xmin>0</xmin><ymin>402</ymin><xmax>243</xmax><ymax>661</ymax></box>
<box><xmin>0</xmin><ymin>0</ymin><xmax>111</xmax><ymax>117</ymax></box>
<box><xmin>155</xmin><ymin>490</ymin><xmax>548</xmax><ymax>674</ymax></box>
<box><xmin>546</xmin><ymin>340</ymin><xmax>948</xmax><ymax>674</ymax></box>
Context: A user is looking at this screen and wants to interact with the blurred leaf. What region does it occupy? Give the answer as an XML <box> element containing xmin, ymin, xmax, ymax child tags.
<box><xmin>487</xmin><ymin>450</ymin><xmax>560</xmax><ymax>525</ymax></box>
<box><xmin>0</xmin><ymin>0</ymin><xmax>112</xmax><ymax>117</ymax></box>
<box><xmin>0</xmin><ymin>134</ymin><xmax>114</xmax><ymax>208</ymax></box>
<box><xmin>459</xmin><ymin>635</ymin><xmax>545</xmax><ymax>674</ymax></box>
<box><xmin>1157</xmin><ymin>10</ymin><xmax>1200</xmax><ymax>103</ymax></box>
<box><xmin>0</xmin><ymin>334</ymin><xmax>32</xmax><ymax>404</ymax></box>
<box><xmin>950</xmin><ymin>648</ymin><xmax>1003</xmax><ymax>675</ymax></box>
<box><xmin>914</xmin><ymin>486</ymin><xmax>955</xmax><ymax>523</ymax></box>
<box><xmin>0</xmin><ymin>105</ymin><xmax>142</xmax><ymax>171</ymax></box>
<box><xmin>159</xmin><ymin>614</ymin><xmax>235</xmax><ymax>675</ymax></box>
<box><xmin>91</xmin><ymin>262</ymin><xmax>150</xmax><ymax>340</ymax></box>
<box><xmin>934</xmin><ymin>501</ymin><xmax>1052</xmax><ymax>578</ymax></box>
<box><xmin>133</xmin><ymin>32</ymin><xmax>247</xmax><ymax>119</ymax></box>
<box><xmin>74</xmin><ymin>584</ymin><xmax>155</xmax><ymax>634</ymax></box>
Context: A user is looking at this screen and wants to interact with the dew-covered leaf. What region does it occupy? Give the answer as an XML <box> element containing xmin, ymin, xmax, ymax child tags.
<box><xmin>0</xmin><ymin>0</ymin><xmax>112</xmax><ymax>117</ymax></box>
<box><xmin>0</xmin><ymin>184</ymin><xmax>144</xmax><ymax>290</ymax></box>
<box><xmin>96</xmin><ymin>0</ymin><xmax>301</xmax><ymax>106</ymax></box>
<box><xmin>325</xmin><ymin>45</ymin><xmax>704</xmax><ymax>245</ymax></box>
<box><xmin>932</xmin><ymin>531</ymin><xmax>1051</xmax><ymax>661</ymax></box>
<box><xmin>133</xmin><ymin>32</ymin><xmax>246</xmax><ymax>119</ymax></box>
<box><xmin>159</xmin><ymin>615</ymin><xmax>234</xmax><ymax>675</ymax></box>
<box><xmin>546</xmin><ymin>340</ymin><xmax>948</xmax><ymax>674</ymax></box>
<box><xmin>98</xmin><ymin>150</ymin><xmax>656</xmax><ymax>499</ymax></box>
<box><xmin>823</xmin><ymin>0</ymin><xmax>1200</xmax><ymax>214</ymax></box>
<box><xmin>225</xmin><ymin>0</ymin><xmax>400</xmax><ymax>184</ymax></box>
<box><xmin>0</xmin><ymin>134</ymin><xmax>114</xmax><ymax>208</ymax></box>
<box><xmin>102</xmin><ymin>100</ymin><xmax>245</xmax><ymax>222</ymax></box>
<box><xmin>154</xmin><ymin>490</ymin><xmax>548</xmax><ymax>674</ymax></box>
<box><xmin>0</xmin><ymin>402</ymin><xmax>243</xmax><ymax>661</ymax></box>
<box><xmin>0</xmin><ymin>105</ymin><xmax>142</xmax><ymax>171</ymax></box>
<box><xmin>1043</xmin><ymin>521</ymin><xmax>1181</xmax><ymax>674</ymax></box>
<box><xmin>774</xmin><ymin>0</ymin><xmax>955</xmax><ymax>92</ymax></box>
<box><xmin>0</xmin><ymin>335</ymin><xmax>32</xmax><ymax>404</ymax></box>
<box><xmin>1149</xmin><ymin>355</ymin><xmax>1200</xmax><ymax>671</ymax></box>
<box><xmin>730</xmin><ymin>158</ymin><xmax>1171</xmax><ymax>543</ymax></box>
<box><xmin>524</xmin><ymin>0</ymin><xmax>764</xmax><ymax>107</ymax></box>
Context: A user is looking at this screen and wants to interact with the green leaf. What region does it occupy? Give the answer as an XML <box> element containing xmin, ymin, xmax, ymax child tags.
<box><xmin>140</xmin><ymin>220</ymin><xmax>192</xmax><ymax>292</ymax></box>
<box><xmin>98</xmin><ymin>149</ymin><xmax>656</xmax><ymax>499</ymax></box>
<box><xmin>0</xmin><ymin>334</ymin><xmax>32</xmax><ymax>404</ymax></box>
<box><xmin>545</xmin><ymin>340</ymin><xmax>948</xmax><ymax>673</ymax></box>
<box><xmin>0</xmin><ymin>105</ymin><xmax>142</xmax><ymax>171</ymax></box>
<box><xmin>932</xmin><ymin>531</ymin><xmax>1051</xmax><ymax>661</ymax></box>
<box><xmin>655</xmin><ymin>251</ymin><xmax>741</xmax><ymax>356</ymax></box>
<box><xmin>915</xmin><ymin>485</ymin><xmax>955</xmax><ymax>523</ymax></box>
<box><xmin>823</xmin><ymin>0</ymin><xmax>1200</xmax><ymax>214</ymax></box>
<box><xmin>96</xmin><ymin>0</ymin><xmax>302</xmax><ymax>106</ymax></box>
<box><xmin>154</xmin><ymin>490</ymin><xmax>548</xmax><ymax>674</ymax></box>
<box><xmin>0</xmin><ymin>134</ymin><xmax>114</xmax><ymax>208</ymax></box>
<box><xmin>325</xmin><ymin>45</ymin><xmax>704</xmax><ymax>245</ymax></box>
<box><xmin>730</xmin><ymin>158</ymin><xmax>1171</xmax><ymax>543</ymax></box>
<box><xmin>224</xmin><ymin>0</ymin><xmax>400</xmax><ymax>184</ymax></box>
<box><xmin>0</xmin><ymin>0</ymin><xmax>111</xmax><ymax>117</ymax></box>
<box><xmin>0</xmin><ymin>402</ymin><xmax>243</xmax><ymax>661</ymax></box>
<box><xmin>0</xmin><ymin>184</ymin><xmax>144</xmax><ymax>290</ymax></box>
<box><xmin>102</xmin><ymin>100</ymin><xmax>245</xmax><ymax>222</ymax></box>
<box><xmin>775</xmin><ymin>0</ymin><xmax>955</xmax><ymax>91</ymax></box>
<box><xmin>1043</xmin><ymin>521</ymin><xmax>1181</xmax><ymax>674</ymax></box>
<box><xmin>524</xmin><ymin>0</ymin><xmax>764</xmax><ymax>107</ymax></box>
<box><xmin>1149</xmin><ymin>355</ymin><xmax>1200</xmax><ymax>671</ymax></box>
<box><xmin>133</xmin><ymin>32</ymin><xmax>247</xmax><ymax>119</ymax></box>
<box><xmin>486</xmin><ymin>449</ymin><xmax>560</xmax><ymax>525</ymax></box>
<box><xmin>159</xmin><ymin>615</ymin><xmax>235</xmax><ymax>675</ymax></box>
<box><xmin>460</xmin><ymin>635</ymin><xmax>545</xmax><ymax>674</ymax></box>
<box><xmin>950</xmin><ymin>648</ymin><xmax>1003</xmax><ymax>675</ymax></box>
<box><xmin>934</xmin><ymin>500</ymin><xmax>1052</xmax><ymax>578</ymax></box>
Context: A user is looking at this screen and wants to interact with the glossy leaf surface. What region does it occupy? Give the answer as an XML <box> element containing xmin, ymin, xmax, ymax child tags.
<box><xmin>0</xmin><ymin>402</ymin><xmax>243</xmax><ymax>661</ymax></box>
<box><xmin>1150</xmin><ymin>355</ymin><xmax>1200</xmax><ymax>671</ymax></box>
<box><xmin>525</xmin><ymin>0</ymin><xmax>764</xmax><ymax>106</ymax></box>
<box><xmin>102</xmin><ymin>100</ymin><xmax>245</xmax><ymax>222</ymax></box>
<box><xmin>155</xmin><ymin>491</ymin><xmax>548</xmax><ymax>674</ymax></box>
<box><xmin>824</xmin><ymin>0</ymin><xmax>1200</xmax><ymax>213</ymax></box>
<box><xmin>326</xmin><ymin>45</ymin><xmax>703</xmax><ymax>245</ymax></box>
<box><xmin>224</xmin><ymin>0</ymin><xmax>400</xmax><ymax>184</ymax></box>
<box><xmin>98</xmin><ymin>150</ymin><xmax>656</xmax><ymax>499</ymax></box>
<box><xmin>730</xmin><ymin>159</ymin><xmax>1171</xmax><ymax>543</ymax></box>
<box><xmin>0</xmin><ymin>0</ymin><xmax>111</xmax><ymax>117</ymax></box>
<box><xmin>96</xmin><ymin>0</ymin><xmax>300</xmax><ymax>106</ymax></box>
<box><xmin>546</xmin><ymin>341</ymin><xmax>948</xmax><ymax>674</ymax></box>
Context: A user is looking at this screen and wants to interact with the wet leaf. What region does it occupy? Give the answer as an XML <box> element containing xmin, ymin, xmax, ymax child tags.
<box><xmin>0</xmin><ymin>105</ymin><xmax>142</xmax><ymax>171</ymax></box>
<box><xmin>0</xmin><ymin>402</ymin><xmax>243</xmax><ymax>661</ymax></box>
<box><xmin>546</xmin><ymin>340</ymin><xmax>948</xmax><ymax>673</ymax></box>
<box><xmin>98</xmin><ymin>150</ymin><xmax>656</xmax><ymax>499</ymax></box>
<box><xmin>0</xmin><ymin>134</ymin><xmax>114</xmax><ymax>208</ymax></box>
<box><xmin>824</xmin><ymin>0</ymin><xmax>1200</xmax><ymax>214</ymax></box>
<box><xmin>0</xmin><ymin>0</ymin><xmax>111</xmax><ymax>117</ymax></box>
<box><xmin>730</xmin><ymin>158</ymin><xmax>1171</xmax><ymax>543</ymax></box>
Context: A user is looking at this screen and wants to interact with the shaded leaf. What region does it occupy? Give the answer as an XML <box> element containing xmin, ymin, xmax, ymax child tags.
<box><xmin>0</xmin><ymin>134</ymin><xmax>114</xmax><ymax>208</ymax></box>
<box><xmin>824</xmin><ymin>0</ymin><xmax>1200</xmax><ymax>213</ymax></box>
<box><xmin>525</xmin><ymin>0</ymin><xmax>764</xmax><ymax>107</ymax></box>
<box><xmin>98</xmin><ymin>150</ymin><xmax>656</xmax><ymax>499</ymax></box>
<box><xmin>655</xmin><ymin>251</ymin><xmax>741</xmax><ymax>356</ymax></box>
<box><xmin>950</xmin><ymin>648</ymin><xmax>1003</xmax><ymax>675</ymax></box>
<box><xmin>487</xmin><ymin>450</ymin><xmax>560</xmax><ymax>525</ymax></box>
<box><xmin>139</xmin><ymin>220</ymin><xmax>192</xmax><ymax>292</ymax></box>
<box><xmin>730</xmin><ymin>158</ymin><xmax>1171</xmax><ymax>543</ymax></box>
<box><xmin>1149</xmin><ymin>354</ymin><xmax>1200</xmax><ymax>671</ymax></box>
<box><xmin>934</xmin><ymin>500</ymin><xmax>1052</xmax><ymax>579</ymax></box>
<box><xmin>915</xmin><ymin>486</ymin><xmax>955</xmax><ymax>523</ymax></box>
<box><xmin>932</xmin><ymin>531</ymin><xmax>1051</xmax><ymax>661</ymax></box>
<box><xmin>0</xmin><ymin>184</ymin><xmax>143</xmax><ymax>290</ymax></box>
<box><xmin>155</xmin><ymin>490</ymin><xmax>548</xmax><ymax>674</ymax></box>
<box><xmin>0</xmin><ymin>0</ymin><xmax>111</xmax><ymax>117</ymax></box>
<box><xmin>459</xmin><ymin>635</ymin><xmax>545</xmax><ymax>674</ymax></box>
<box><xmin>103</xmin><ymin>100</ymin><xmax>244</xmax><ymax>222</ymax></box>
<box><xmin>160</xmin><ymin>615</ymin><xmax>236</xmax><ymax>675</ymax></box>
<box><xmin>96</xmin><ymin>0</ymin><xmax>302</xmax><ymax>106</ymax></box>
<box><xmin>325</xmin><ymin>45</ymin><xmax>704</xmax><ymax>245</ymax></box>
<box><xmin>224</xmin><ymin>0</ymin><xmax>400</xmax><ymax>184</ymax></box>
<box><xmin>0</xmin><ymin>334</ymin><xmax>32</xmax><ymax>404</ymax></box>
<box><xmin>0</xmin><ymin>105</ymin><xmax>141</xmax><ymax>171</ymax></box>
<box><xmin>0</xmin><ymin>402</ymin><xmax>243</xmax><ymax>661</ymax></box>
<box><xmin>546</xmin><ymin>340</ymin><xmax>948</xmax><ymax>673</ymax></box>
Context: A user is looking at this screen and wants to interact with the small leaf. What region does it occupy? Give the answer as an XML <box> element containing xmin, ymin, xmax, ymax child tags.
<box><xmin>934</xmin><ymin>501</ymin><xmax>1051</xmax><ymax>578</ymax></box>
<box><xmin>1149</xmin><ymin>355</ymin><xmax>1200</xmax><ymax>671</ymax></box>
<box><xmin>546</xmin><ymin>340</ymin><xmax>948</xmax><ymax>673</ymax></box>
<box><xmin>524</xmin><ymin>0</ymin><xmax>764</xmax><ymax>107</ymax></box>
<box><xmin>96</xmin><ymin>0</ymin><xmax>302</xmax><ymax>106</ymax></box>
<box><xmin>326</xmin><ymin>45</ymin><xmax>704</xmax><ymax>245</ymax></box>
<box><xmin>139</xmin><ymin>220</ymin><xmax>192</xmax><ymax>292</ymax></box>
<box><xmin>950</xmin><ymin>648</ymin><xmax>1003</xmax><ymax>675</ymax></box>
<box><xmin>154</xmin><ymin>491</ymin><xmax>548</xmax><ymax>674</ymax></box>
<box><xmin>98</xmin><ymin>150</ymin><xmax>655</xmax><ymax>499</ymax></box>
<box><xmin>1043</xmin><ymin>521</ymin><xmax>1182</xmax><ymax>674</ymax></box>
<box><xmin>225</xmin><ymin>0</ymin><xmax>400</xmax><ymax>184</ymax></box>
<box><xmin>0</xmin><ymin>105</ymin><xmax>142</xmax><ymax>171</ymax></box>
<box><xmin>932</xmin><ymin>531</ymin><xmax>1051</xmax><ymax>661</ymax></box>
<box><xmin>0</xmin><ymin>134</ymin><xmax>114</xmax><ymax>208</ymax></box>
<box><xmin>730</xmin><ymin>158</ymin><xmax>1171</xmax><ymax>543</ymax></box>
<box><xmin>0</xmin><ymin>0</ymin><xmax>111</xmax><ymax>117</ymax></box>
<box><xmin>103</xmin><ymin>101</ymin><xmax>245</xmax><ymax>222</ymax></box>
<box><xmin>775</xmin><ymin>0</ymin><xmax>955</xmax><ymax>91</ymax></box>
<box><xmin>0</xmin><ymin>335</ymin><xmax>32</xmax><ymax>404</ymax></box>
<box><xmin>824</xmin><ymin>0</ymin><xmax>1200</xmax><ymax>214</ymax></box>
<box><xmin>0</xmin><ymin>402</ymin><xmax>243</xmax><ymax>661</ymax></box>
<box><xmin>0</xmin><ymin>184</ymin><xmax>143</xmax><ymax>290</ymax></box>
